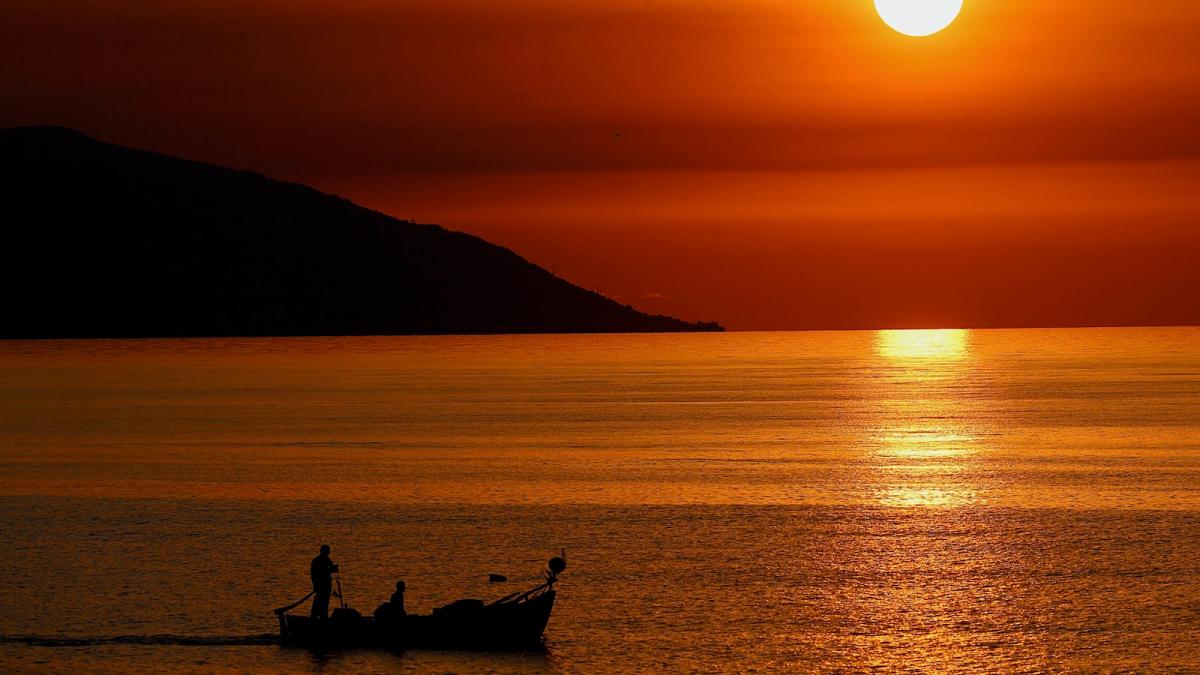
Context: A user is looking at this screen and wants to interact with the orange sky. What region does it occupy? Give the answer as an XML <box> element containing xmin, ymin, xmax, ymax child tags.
<box><xmin>3</xmin><ymin>0</ymin><xmax>1199</xmax><ymax>329</ymax></box>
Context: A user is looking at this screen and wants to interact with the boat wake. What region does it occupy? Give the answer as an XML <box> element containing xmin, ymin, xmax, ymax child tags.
<box><xmin>0</xmin><ymin>634</ymin><xmax>279</xmax><ymax>647</ymax></box>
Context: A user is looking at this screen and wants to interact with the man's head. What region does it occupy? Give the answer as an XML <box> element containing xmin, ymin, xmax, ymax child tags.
<box><xmin>396</xmin><ymin>580</ymin><xmax>406</xmax><ymax>592</ymax></box>
<box><xmin>320</xmin><ymin>544</ymin><xmax>331</xmax><ymax>556</ymax></box>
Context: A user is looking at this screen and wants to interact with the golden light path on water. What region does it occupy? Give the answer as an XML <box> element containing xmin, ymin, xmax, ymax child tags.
<box><xmin>872</xmin><ymin>329</ymin><xmax>982</xmax><ymax>508</ymax></box>
<box><xmin>876</xmin><ymin>328</ymin><xmax>970</xmax><ymax>360</ymax></box>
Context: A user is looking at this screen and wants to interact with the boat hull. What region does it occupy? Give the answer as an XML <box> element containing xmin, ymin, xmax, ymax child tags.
<box><xmin>278</xmin><ymin>589</ymin><xmax>555</xmax><ymax>651</ymax></box>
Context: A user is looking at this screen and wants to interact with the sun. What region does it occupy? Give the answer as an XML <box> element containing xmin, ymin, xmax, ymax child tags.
<box><xmin>874</xmin><ymin>0</ymin><xmax>963</xmax><ymax>37</ymax></box>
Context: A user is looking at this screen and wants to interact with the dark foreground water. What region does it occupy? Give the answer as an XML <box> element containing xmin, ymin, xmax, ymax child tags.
<box><xmin>1</xmin><ymin>328</ymin><xmax>1198</xmax><ymax>672</ymax></box>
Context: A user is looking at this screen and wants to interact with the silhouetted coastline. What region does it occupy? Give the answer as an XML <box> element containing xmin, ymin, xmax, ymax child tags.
<box><xmin>0</xmin><ymin>126</ymin><xmax>723</xmax><ymax>339</ymax></box>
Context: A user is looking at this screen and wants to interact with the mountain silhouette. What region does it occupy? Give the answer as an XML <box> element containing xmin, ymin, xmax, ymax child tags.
<box><xmin>0</xmin><ymin>127</ymin><xmax>722</xmax><ymax>338</ymax></box>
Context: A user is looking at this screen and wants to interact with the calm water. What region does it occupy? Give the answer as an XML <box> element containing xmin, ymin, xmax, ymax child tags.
<box><xmin>1</xmin><ymin>328</ymin><xmax>1199</xmax><ymax>672</ymax></box>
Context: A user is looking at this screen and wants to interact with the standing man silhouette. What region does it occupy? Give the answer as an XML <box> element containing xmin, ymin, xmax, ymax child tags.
<box><xmin>310</xmin><ymin>544</ymin><xmax>337</xmax><ymax>620</ymax></box>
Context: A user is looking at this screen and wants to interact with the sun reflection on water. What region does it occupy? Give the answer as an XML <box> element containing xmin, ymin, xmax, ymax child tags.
<box><xmin>873</xmin><ymin>429</ymin><xmax>977</xmax><ymax>459</ymax></box>
<box><xmin>870</xmin><ymin>328</ymin><xmax>982</xmax><ymax>508</ymax></box>
<box><xmin>873</xmin><ymin>424</ymin><xmax>982</xmax><ymax>508</ymax></box>
<box><xmin>878</xmin><ymin>485</ymin><xmax>978</xmax><ymax>508</ymax></box>
<box><xmin>876</xmin><ymin>329</ymin><xmax>970</xmax><ymax>360</ymax></box>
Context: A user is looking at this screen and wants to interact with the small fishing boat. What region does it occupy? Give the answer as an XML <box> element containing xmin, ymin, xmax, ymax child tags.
<box><xmin>275</xmin><ymin>554</ymin><xmax>565</xmax><ymax>650</ymax></box>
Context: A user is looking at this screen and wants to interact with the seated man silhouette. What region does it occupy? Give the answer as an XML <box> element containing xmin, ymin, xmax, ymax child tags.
<box><xmin>374</xmin><ymin>580</ymin><xmax>407</xmax><ymax>623</ymax></box>
<box><xmin>310</xmin><ymin>544</ymin><xmax>338</xmax><ymax>620</ymax></box>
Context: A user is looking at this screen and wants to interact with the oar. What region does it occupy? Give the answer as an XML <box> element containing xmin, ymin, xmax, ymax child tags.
<box><xmin>273</xmin><ymin>591</ymin><xmax>315</xmax><ymax>615</ymax></box>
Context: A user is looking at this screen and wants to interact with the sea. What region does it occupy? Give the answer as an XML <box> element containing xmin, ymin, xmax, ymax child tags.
<box><xmin>1</xmin><ymin>328</ymin><xmax>1198</xmax><ymax>672</ymax></box>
